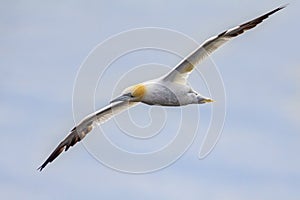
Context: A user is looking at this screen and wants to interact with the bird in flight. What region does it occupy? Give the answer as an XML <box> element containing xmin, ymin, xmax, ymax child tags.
<box><xmin>38</xmin><ymin>5</ymin><xmax>286</xmax><ymax>171</ymax></box>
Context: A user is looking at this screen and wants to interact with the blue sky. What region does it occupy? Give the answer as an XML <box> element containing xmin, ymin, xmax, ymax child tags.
<box><xmin>1</xmin><ymin>0</ymin><xmax>300</xmax><ymax>199</ymax></box>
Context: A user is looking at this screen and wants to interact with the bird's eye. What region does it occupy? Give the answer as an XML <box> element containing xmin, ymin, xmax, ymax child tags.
<box><xmin>130</xmin><ymin>93</ymin><xmax>134</xmax><ymax>98</ymax></box>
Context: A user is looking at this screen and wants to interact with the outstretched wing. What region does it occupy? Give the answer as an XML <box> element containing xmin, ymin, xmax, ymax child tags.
<box><xmin>162</xmin><ymin>5</ymin><xmax>286</xmax><ymax>84</ymax></box>
<box><xmin>38</xmin><ymin>101</ymin><xmax>138</xmax><ymax>171</ymax></box>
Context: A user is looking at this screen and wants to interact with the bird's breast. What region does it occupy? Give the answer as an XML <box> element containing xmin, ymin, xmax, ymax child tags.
<box><xmin>142</xmin><ymin>83</ymin><xmax>190</xmax><ymax>106</ymax></box>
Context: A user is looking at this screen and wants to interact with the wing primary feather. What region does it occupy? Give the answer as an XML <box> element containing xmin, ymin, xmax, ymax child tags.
<box><xmin>37</xmin><ymin>127</ymin><xmax>85</xmax><ymax>171</ymax></box>
<box><xmin>224</xmin><ymin>5</ymin><xmax>286</xmax><ymax>37</ymax></box>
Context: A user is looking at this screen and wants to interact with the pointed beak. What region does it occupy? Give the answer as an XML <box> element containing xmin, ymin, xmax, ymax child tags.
<box><xmin>200</xmin><ymin>98</ymin><xmax>215</xmax><ymax>104</ymax></box>
<box><xmin>110</xmin><ymin>94</ymin><xmax>131</xmax><ymax>103</ymax></box>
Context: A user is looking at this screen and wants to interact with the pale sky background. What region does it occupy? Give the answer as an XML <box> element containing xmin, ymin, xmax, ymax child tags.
<box><xmin>1</xmin><ymin>0</ymin><xmax>300</xmax><ymax>199</ymax></box>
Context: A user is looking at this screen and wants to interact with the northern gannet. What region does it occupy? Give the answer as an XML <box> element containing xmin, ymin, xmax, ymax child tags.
<box><xmin>38</xmin><ymin>5</ymin><xmax>286</xmax><ymax>171</ymax></box>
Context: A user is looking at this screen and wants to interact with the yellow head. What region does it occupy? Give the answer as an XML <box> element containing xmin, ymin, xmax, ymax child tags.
<box><xmin>110</xmin><ymin>84</ymin><xmax>146</xmax><ymax>103</ymax></box>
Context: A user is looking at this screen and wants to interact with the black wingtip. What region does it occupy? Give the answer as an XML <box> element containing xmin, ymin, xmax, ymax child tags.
<box><xmin>262</xmin><ymin>4</ymin><xmax>287</xmax><ymax>19</ymax></box>
<box><xmin>37</xmin><ymin>166</ymin><xmax>43</xmax><ymax>172</ymax></box>
<box><xmin>279</xmin><ymin>3</ymin><xmax>289</xmax><ymax>9</ymax></box>
<box><xmin>274</xmin><ymin>4</ymin><xmax>288</xmax><ymax>13</ymax></box>
<box><xmin>37</xmin><ymin>162</ymin><xmax>47</xmax><ymax>172</ymax></box>
<box><xmin>37</xmin><ymin>127</ymin><xmax>84</xmax><ymax>172</ymax></box>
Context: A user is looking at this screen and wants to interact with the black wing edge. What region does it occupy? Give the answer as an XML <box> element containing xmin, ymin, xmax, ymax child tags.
<box><xmin>218</xmin><ymin>4</ymin><xmax>287</xmax><ymax>38</ymax></box>
<box><xmin>37</xmin><ymin>127</ymin><xmax>82</xmax><ymax>171</ymax></box>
